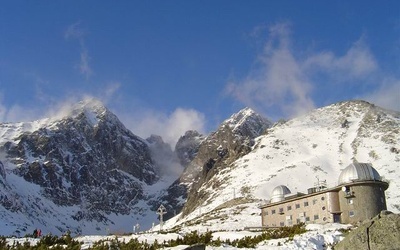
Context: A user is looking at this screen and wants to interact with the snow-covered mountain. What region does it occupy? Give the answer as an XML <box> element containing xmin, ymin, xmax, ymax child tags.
<box><xmin>0</xmin><ymin>99</ymin><xmax>399</xmax><ymax>237</ymax></box>
<box><xmin>163</xmin><ymin>100</ymin><xmax>399</xmax><ymax>231</ymax></box>
<box><xmin>0</xmin><ymin>99</ymin><xmax>161</xmax><ymax>236</ymax></box>
<box><xmin>154</xmin><ymin>107</ymin><xmax>272</xmax><ymax>220</ymax></box>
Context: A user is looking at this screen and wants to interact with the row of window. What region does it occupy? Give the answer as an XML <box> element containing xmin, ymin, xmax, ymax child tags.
<box><xmin>266</xmin><ymin>196</ymin><xmax>326</xmax><ymax>215</ymax></box>
<box><xmin>268</xmin><ymin>214</ymin><xmax>327</xmax><ymax>227</ymax></box>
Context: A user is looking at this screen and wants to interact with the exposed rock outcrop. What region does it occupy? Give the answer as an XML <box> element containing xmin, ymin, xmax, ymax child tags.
<box><xmin>0</xmin><ymin>99</ymin><xmax>159</xmax><ymax>234</ymax></box>
<box><xmin>335</xmin><ymin>211</ymin><xmax>400</xmax><ymax>250</ymax></box>
<box><xmin>180</xmin><ymin>107</ymin><xmax>271</xmax><ymax>216</ymax></box>
<box><xmin>175</xmin><ymin>130</ymin><xmax>205</xmax><ymax>168</ymax></box>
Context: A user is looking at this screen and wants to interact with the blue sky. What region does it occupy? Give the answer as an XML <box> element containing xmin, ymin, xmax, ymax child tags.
<box><xmin>1</xmin><ymin>1</ymin><xmax>399</xmax><ymax>145</ymax></box>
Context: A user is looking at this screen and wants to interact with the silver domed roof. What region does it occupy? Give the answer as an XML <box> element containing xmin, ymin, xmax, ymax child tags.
<box><xmin>270</xmin><ymin>185</ymin><xmax>291</xmax><ymax>203</ymax></box>
<box><xmin>338</xmin><ymin>162</ymin><xmax>381</xmax><ymax>185</ymax></box>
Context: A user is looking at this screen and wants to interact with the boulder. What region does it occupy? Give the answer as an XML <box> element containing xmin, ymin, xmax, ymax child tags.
<box><xmin>335</xmin><ymin>211</ymin><xmax>400</xmax><ymax>250</ymax></box>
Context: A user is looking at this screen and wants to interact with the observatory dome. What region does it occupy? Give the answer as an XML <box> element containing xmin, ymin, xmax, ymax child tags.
<box><xmin>338</xmin><ymin>162</ymin><xmax>381</xmax><ymax>185</ymax></box>
<box><xmin>270</xmin><ymin>185</ymin><xmax>291</xmax><ymax>203</ymax></box>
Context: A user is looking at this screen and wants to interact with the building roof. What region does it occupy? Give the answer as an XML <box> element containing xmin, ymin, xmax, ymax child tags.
<box><xmin>338</xmin><ymin>162</ymin><xmax>381</xmax><ymax>185</ymax></box>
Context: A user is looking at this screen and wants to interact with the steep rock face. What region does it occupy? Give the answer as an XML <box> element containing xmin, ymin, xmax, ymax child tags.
<box><xmin>175</xmin><ymin>130</ymin><xmax>205</xmax><ymax>168</ymax></box>
<box><xmin>180</xmin><ymin>108</ymin><xmax>272</xmax><ymax>216</ymax></box>
<box><xmin>0</xmin><ymin>99</ymin><xmax>158</xmax><ymax>235</ymax></box>
<box><xmin>335</xmin><ymin>211</ymin><xmax>400</xmax><ymax>250</ymax></box>
<box><xmin>151</xmin><ymin>131</ymin><xmax>204</xmax><ymax>220</ymax></box>
<box><xmin>0</xmin><ymin>160</ymin><xmax>5</xmax><ymax>180</ymax></box>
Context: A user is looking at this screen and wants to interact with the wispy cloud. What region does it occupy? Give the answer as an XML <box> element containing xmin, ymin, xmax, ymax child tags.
<box><xmin>0</xmin><ymin>82</ymin><xmax>118</xmax><ymax>123</ymax></box>
<box><xmin>102</xmin><ymin>82</ymin><xmax>121</xmax><ymax>102</ymax></box>
<box><xmin>0</xmin><ymin>93</ymin><xmax>7</xmax><ymax>122</ymax></box>
<box><xmin>226</xmin><ymin>23</ymin><xmax>382</xmax><ymax>119</ymax></box>
<box><xmin>119</xmin><ymin>107</ymin><xmax>206</xmax><ymax>147</ymax></box>
<box><xmin>0</xmin><ymin>92</ymin><xmax>43</xmax><ymax>122</ymax></box>
<box><xmin>303</xmin><ymin>38</ymin><xmax>378</xmax><ymax>80</ymax></box>
<box><xmin>226</xmin><ymin>23</ymin><xmax>315</xmax><ymax>118</ymax></box>
<box><xmin>1</xmin><ymin>82</ymin><xmax>205</xmax><ymax>147</ymax></box>
<box><xmin>65</xmin><ymin>22</ymin><xmax>93</xmax><ymax>80</ymax></box>
<box><xmin>362</xmin><ymin>78</ymin><xmax>400</xmax><ymax>112</ymax></box>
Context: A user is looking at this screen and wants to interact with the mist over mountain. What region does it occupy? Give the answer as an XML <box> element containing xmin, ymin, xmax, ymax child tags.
<box><xmin>0</xmin><ymin>99</ymin><xmax>398</xmax><ymax>237</ymax></box>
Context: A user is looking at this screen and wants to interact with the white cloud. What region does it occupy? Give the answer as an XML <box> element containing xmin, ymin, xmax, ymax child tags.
<box><xmin>0</xmin><ymin>92</ymin><xmax>44</xmax><ymax>122</ymax></box>
<box><xmin>227</xmin><ymin>23</ymin><xmax>380</xmax><ymax>119</ymax></box>
<box><xmin>0</xmin><ymin>94</ymin><xmax>7</xmax><ymax>122</ymax></box>
<box><xmin>362</xmin><ymin>78</ymin><xmax>400</xmax><ymax>112</ymax></box>
<box><xmin>121</xmin><ymin>108</ymin><xmax>206</xmax><ymax>147</ymax></box>
<box><xmin>303</xmin><ymin>38</ymin><xmax>378</xmax><ymax>80</ymax></box>
<box><xmin>65</xmin><ymin>22</ymin><xmax>93</xmax><ymax>80</ymax></box>
<box><xmin>226</xmin><ymin>23</ymin><xmax>315</xmax><ymax>118</ymax></box>
<box><xmin>1</xmin><ymin>81</ymin><xmax>206</xmax><ymax>148</ymax></box>
<box><xmin>79</xmin><ymin>49</ymin><xmax>92</xmax><ymax>80</ymax></box>
<box><xmin>64</xmin><ymin>22</ymin><xmax>85</xmax><ymax>40</ymax></box>
<box><xmin>102</xmin><ymin>82</ymin><xmax>121</xmax><ymax>102</ymax></box>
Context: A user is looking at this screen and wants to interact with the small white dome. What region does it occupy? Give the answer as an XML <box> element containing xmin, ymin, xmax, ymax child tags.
<box><xmin>270</xmin><ymin>185</ymin><xmax>291</xmax><ymax>203</ymax></box>
<box><xmin>338</xmin><ymin>162</ymin><xmax>381</xmax><ymax>185</ymax></box>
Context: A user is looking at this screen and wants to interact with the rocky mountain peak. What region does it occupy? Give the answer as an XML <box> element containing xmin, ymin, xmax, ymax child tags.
<box><xmin>146</xmin><ymin>134</ymin><xmax>165</xmax><ymax>145</ymax></box>
<box><xmin>175</xmin><ymin>108</ymin><xmax>272</xmax><ymax>216</ymax></box>
<box><xmin>0</xmin><ymin>100</ymin><xmax>160</xmax><ymax>235</ymax></box>
<box><xmin>0</xmin><ymin>160</ymin><xmax>5</xmax><ymax>180</ymax></box>
<box><xmin>63</xmin><ymin>98</ymin><xmax>110</xmax><ymax>126</ymax></box>
<box><xmin>222</xmin><ymin>107</ymin><xmax>272</xmax><ymax>138</ymax></box>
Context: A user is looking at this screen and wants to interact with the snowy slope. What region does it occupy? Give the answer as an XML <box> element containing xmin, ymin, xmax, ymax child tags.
<box><xmin>0</xmin><ymin>99</ymin><xmax>398</xmax><ymax>238</ymax></box>
<box><xmin>164</xmin><ymin>100</ymin><xmax>399</xmax><ymax>230</ymax></box>
<box><xmin>0</xmin><ymin>99</ymin><xmax>164</xmax><ymax>236</ymax></box>
<box><xmin>6</xmin><ymin>222</ymin><xmax>352</xmax><ymax>250</ymax></box>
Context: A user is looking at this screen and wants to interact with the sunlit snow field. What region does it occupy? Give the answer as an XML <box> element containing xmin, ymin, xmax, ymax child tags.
<box><xmin>6</xmin><ymin>223</ymin><xmax>351</xmax><ymax>250</ymax></box>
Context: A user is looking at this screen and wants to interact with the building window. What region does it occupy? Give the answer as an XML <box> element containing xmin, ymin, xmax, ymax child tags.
<box><xmin>349</xmin><ymin>211</ymin><xmax>355</xmax><ymax>217</ymax></box>
<box><xmin>265</xmin><ymin>210</ymin><xmax>268</xmax><ymax>215</ymax></box>
<box><xmin>295</xmin><ymin>204</ymin><xmax>300</xmax><ymax>209</ymax></box>
<box><xmin>313</xmin><ymin>199</ymin><xmax>317</xmax><ymax>205</ymax></box>
<box><xmin>321</xmin><ymin>196</ymin><xmax>325</xmax><ymax>201</ymax></box>
<box><xmin>304</xmin><ymin>201</ymin><xmax>309</xmax><ymax>207</ymax></box>
<box><xmin>323</xmin><ymin>217</ymin><xmax>327</xmax><ymax>221</ymax></box>
<box><xmin>280</xmin><ymin>222</ymin><xmax>284</xmax><ymax>226</ymax></box>
<box><xmin>287</xmin><ymin>205</ymin><xmax>292</xmax><ymax>211</ymax></box>
<box><xmin>296</xmin><ymin>218</ymin><xmax>301</xmax><ymax>224</ymax></box>
<box><xmin>279</xmin><ymin>207</ymin><xmax>284</xmax><ymax>214</ymax></box>
<box><xmin>322</xmin><ymin>206</ymin><xmax>326</xmax><ymax>210</ymax></box>
<box><xmin>314</xmin><ymin>215</ymin><xmax>319</xmax><ymax>220</ymax></box>
<box><xmin>272</xmin><ymin>209</ymin><xmax>276</xmax><ymax>214</ymax></box>
<box><xmin>305</xmin><ymin>217</ymin><xmax>310</xmax><ymax>222</ymax></box>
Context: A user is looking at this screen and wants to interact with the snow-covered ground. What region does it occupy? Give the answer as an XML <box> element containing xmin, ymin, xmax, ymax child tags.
<box><xmin>1</xmin><ymin>100</ymin><xmax>398</xmax><ymax>237</ymax></box>
<box><xmin>175</xmin><ymin>101</ymin><xmax>400</xmax><ymax>226</ymax></box>
<box><xmin>5</xmin><ymin>223</ymin><xmax>351</xmax><ymax>250</ymax></box>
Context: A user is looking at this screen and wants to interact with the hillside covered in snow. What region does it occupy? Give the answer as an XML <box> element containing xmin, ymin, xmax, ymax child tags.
<box><xmin>164</xmin><ymin>100</ymin><xmax>399</xmax><ymax>231</ymax></box>
<box><xmin>0</xmin><ymin>99</ymin><xmax>399</xmax><ymax>238</ymax></box>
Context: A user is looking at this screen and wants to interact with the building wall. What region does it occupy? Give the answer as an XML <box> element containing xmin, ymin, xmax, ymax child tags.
<box><xmin>261</xmin><ymin>181</ymin><xmax>388</xmax><ymax>227</ymax></box>
<box><xmin>261</xmin><ymin>192</ymin><xmax>332</xmax><ymax>227</ymax></box>
<box><xmin>338</xmin><ymin>182</ymin><xmax>387</xmax><ymax>224</ymax></box>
